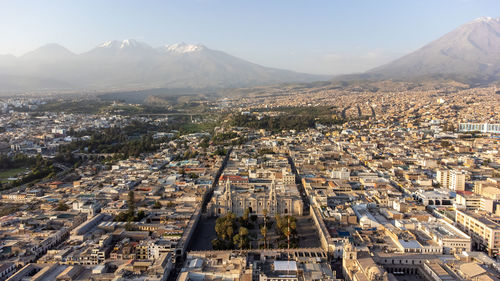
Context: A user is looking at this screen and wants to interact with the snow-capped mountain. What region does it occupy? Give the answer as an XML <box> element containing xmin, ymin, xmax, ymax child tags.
<box><xmin>160</xmin><ymin>43</ymin><xmax>206</xmax><ymax>53</ymax></box>
<box><xmin>83</xmin><ymin>39</ymin><xmax>157</xmax><ymax>58</ymax></box>
<box><xmin>0</xmin><ymin>40</ymin><xmax>324</xmax><ymax>93</ymax></box>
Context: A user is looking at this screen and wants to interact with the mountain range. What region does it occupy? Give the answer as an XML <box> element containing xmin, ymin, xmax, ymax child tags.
<box><xmin>0</xmin><ymin>40</ymin><xmax>324</xmax><ymax>93</ymax></box>
<box><xmin>1</xmin><ymin>16</ymin><xmax>500</xmax><ymax>93</ymax></box>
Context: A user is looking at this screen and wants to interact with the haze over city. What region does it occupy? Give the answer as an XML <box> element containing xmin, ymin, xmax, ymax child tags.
<box><xmin>1</xmin><ymin>0</ymin><xmax>499</xmax><ymax>74</ymax></box>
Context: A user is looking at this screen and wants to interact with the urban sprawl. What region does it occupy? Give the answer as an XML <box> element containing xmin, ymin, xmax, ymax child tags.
<box><xmin>0</xmin><ymin>85</ymin><xmax>499</xmax><ymax>281</ymax></box>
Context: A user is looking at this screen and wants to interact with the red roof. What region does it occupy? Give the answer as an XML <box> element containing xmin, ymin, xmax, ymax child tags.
<box><xmin>219</xmin><ymin>175</ymin><xmax>248</xmax><ymax>183</ymax></box>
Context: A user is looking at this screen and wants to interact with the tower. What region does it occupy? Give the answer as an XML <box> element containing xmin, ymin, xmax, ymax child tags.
<box><xmin>342</xmin><ymin>239</ymin><xmax>358</xmax><ymax>281</ymax></box>
<box><xmin>268</xmin><ymin>180</ymin><xmax>277</xmax><ymax>214</ymax></box>
<box><xmin>343</xmin><ymin>240</ymin><xmax>356</xmax><ymax>261</ymax></box>
<box><xmin>225</xmin><ymin>180</ymin><xmax>232</xmax><ymax>213</ymax></box>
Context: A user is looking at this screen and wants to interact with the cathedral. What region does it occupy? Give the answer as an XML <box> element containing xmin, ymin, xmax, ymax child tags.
<box><xmin>209</xmin><ymin>180</ymin><xmax>303</xmax><ymax>217</ymax></box>
<box><xmin>343</xmin><ymin>241</ymin><xmax>390</xmax><ymax>281</ymax></box>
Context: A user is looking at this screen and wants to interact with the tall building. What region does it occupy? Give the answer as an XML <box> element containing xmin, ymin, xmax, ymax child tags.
<box><xmin>449</xmin><ymin>170</ymin><xmax>466</xmax><ymax>191</ymax></box>
<box><xmin>436</xmin><ymin>170</ymin><xmax>449</xmax><ymax>188</ymax></box>
<box><xmin>436</xmin><ymin>170</ymin><xmax>465</xmax><ymax>191</ymax></box>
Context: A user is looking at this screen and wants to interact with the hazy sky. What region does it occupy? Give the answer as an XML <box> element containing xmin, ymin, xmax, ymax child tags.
<box><xmin>0</xmin><ymin>0</ymin><xmax>498</xmax><ymax>75</ymax></box>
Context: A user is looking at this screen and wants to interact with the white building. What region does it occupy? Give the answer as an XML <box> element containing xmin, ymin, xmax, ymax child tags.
<box><xmin>436</xmin><ymin>170</ymin><xmax>449</xmax><ymax>188</ymax></box>
<box><xmin>455</xmin><ymin>193</ymin><xmax>494</xmax><ymax>212</ymax></box>
<box><xmin>449</xmin><ymin>170</ymin><xmax>466</xmax><ymax>191</ymax></box>
<box><xmin>436</xmin><ymin>169</ymin><xmax>465</xmax><ymax>191</ymax></box>
<box><xmin>418</xmin><ymin>219</ymin><xmax>471</xmax><ymax>254</ymax></box>
<box><xmin>414</xmin><ymin>189</ymin><xmax>454</xmax><ymax>206</ymax></box>
<box><xmin>331</xmin><ymin>167</ymin><xmax>350</xmax><ymax>180</ymax></box>
<box><xmin>459</xmin><ymin>123</ymin><xmax>500</xmax><ymax>134</ymax></box>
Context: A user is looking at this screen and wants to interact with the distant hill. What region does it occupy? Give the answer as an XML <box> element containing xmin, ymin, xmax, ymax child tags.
<box><xmin>367</xmin><ymin>17</ymin><xmax>500</xmax><ymax>84</ymax></box>
<box><xmin>0</xmin><ymin>40</ymin><xmax>326</xmax><ymax>93</ymax></box>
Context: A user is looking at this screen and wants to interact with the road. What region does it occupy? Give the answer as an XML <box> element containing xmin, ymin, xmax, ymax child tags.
<box><xmin>286</xmin><ymin>154</ymin><xmax>310</xmax><ymax>215</ymax></box>
<box><xmin>167</xmin><ymin>147</ymin><xmax>232</xmax><ymax>281</ymax></box>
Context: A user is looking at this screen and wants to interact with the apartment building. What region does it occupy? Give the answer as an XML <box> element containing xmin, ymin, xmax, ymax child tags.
<box><xmin>455</xmin><ymin>209</ymin><xmax>500</xmax><ymax>257</ymax></box>
<box><xmin>455</xmin><ymin>193</ymin><xmax>495</xmax><ymax>213</ymax></box>
<box><xmin>436</xmin><ymin>169</ymin><xmax>465</xmax><ymax>191</ymax></box>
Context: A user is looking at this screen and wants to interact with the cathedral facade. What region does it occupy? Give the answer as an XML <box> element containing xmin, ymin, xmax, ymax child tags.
<box><xmin>209</xmin><ymin>180</ymin><xmax>303</xmax><ymax>217</ymax></box>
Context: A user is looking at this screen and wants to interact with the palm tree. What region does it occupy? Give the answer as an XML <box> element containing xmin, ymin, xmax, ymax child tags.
<box><xmin>233</xmin><ymin>234</ymin><xmax>242</xmax><ymax>250</ymax></box>
<box><xmin>261</xmin><ymin>225</ymin><xmax>268</xmax><ymax>249</ymax></box>
<box><xmin>234</xmin><ymin>227</ymin><xmax>249</xmax><ymax>251</ymax></box>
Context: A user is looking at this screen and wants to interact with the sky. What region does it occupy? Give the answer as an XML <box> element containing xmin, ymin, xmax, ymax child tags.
<box><xmin>0</xmin><ymin>0</ymin><xmax>498</xmax><ymax>75</ymax></box>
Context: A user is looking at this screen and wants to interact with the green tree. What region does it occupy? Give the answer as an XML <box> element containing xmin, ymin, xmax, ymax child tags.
<box><xmin>261</xmin><ymin>225</ymin><xmax>268</xmax><ymax>249</ymax></box>
<box><xmin>136</xmin><ymin>210</ymin><xmax>146</xmax><ymax>221</ymax></box>
<box><xmin>215</xmin><ymin>220</ymin><xmax>228</xmax><ymax>240</ymax></box>
<box><xmin>226</xmin><ymin>223</ymin><xmax>234</xmax><ymax>239</ymax></box>
<box><xmin>211</xmin><ymin>238</ymin><xmax>223</xmax><ymax>250</ymax></box>
<box><xmin>114</xmin><ymin>212</ymin><xmax>129</xmax><ymax>222</ymax></box>
<box><xmin>214</xmin><ymin>146</ymin><xmax>227</xmax><ymax>156</ymax></box>
<box><xmin>55</xmin><ymin>201</ymin><xmax>70</xmax><ymax>211</ymax></box>
<box><xmin>239</xmin><ymin>226</ymin><xmax>249</xmax><ymax>237</ymax></box>
<box><xmin>241</xmin><ymin>208</ymin><xmax>250</xmax><ymax>226</ymax></box>
<box><xmin>234</xmin><ymin>227</ymin><xmax>249</xmax><ymax>250</ymax></box>
<box><xmin>153</xmin><ymin>201</ymin><xmax>162</xmax><ymax>209</ymax></box>
<box><xmin>262</xmin><ymin>209</ymin><xmax>269</xmax><ymax>249</ymax></box>
<box><xmin>233</xmin><ymin>234</ymin><xmax>242</xmax><ymax>249</ymax></box>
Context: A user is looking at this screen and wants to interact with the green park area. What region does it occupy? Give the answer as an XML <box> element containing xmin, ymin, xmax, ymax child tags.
<box><xmin>0</xmin><ymin>167</ymin><xmax>27</xmax><ymax>182</ymax></box>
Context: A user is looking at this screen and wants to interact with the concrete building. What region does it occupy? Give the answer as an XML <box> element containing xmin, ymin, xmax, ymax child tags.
<box><xmin>449</xmin><ymin>170</ymin><xmax>466</xmax><ymax>191</ymax></box>
<box><xmin>436</xmin><ymin>170</ymin><xmax>465</xmax><ymax>191</ymax></box>
<box><xmin>414</xmin><ymin>189</ymin><xmax>454</xmax><ymax>206</ymax></box>
<box><xmin>331</xmin><ymin>167</ymin><xmax>350</xmax><ymax>180</ymax></box>
<box><xmin>436</xmin><ymin>170</ymin><xmax>449</xmax><ymax>189</ymax></box>
<box><xmin>455</xmin><ymin>193</ymin><xmax>495</xmax><ymax>212</ymax></box>
<box><xmin>455</xmin><ymin>210</ymin><xmax>500</xmax><ymax>257</ymax></box>
<box><xmin>0</xmin><ymin>263</ymin><xmax>15</xmax><ymax>280</ymax></box>
<box><xmin>418</xmin><ymin>219</ymin><xmax>471</xmax><ymax>254</ymax></box>
<box><xmin>459</xmin><ymin>122</ymin><xmax>500</xmax><ymax>134</ymax></box>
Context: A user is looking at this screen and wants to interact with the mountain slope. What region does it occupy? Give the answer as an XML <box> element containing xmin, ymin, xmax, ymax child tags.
<box><xmin>20</xmin><ymin>43</ymin><xmax>77</xmax><ymax>61</ymax></box>
<box><xmin>368</xmin><ymin>17</ymin><xmax>500</xmax><ymax>83</ymax></box>
<box><xmin>0</xmin><ymin>40</ymin><xmax>325</xmax><ymax>93</ymax></box>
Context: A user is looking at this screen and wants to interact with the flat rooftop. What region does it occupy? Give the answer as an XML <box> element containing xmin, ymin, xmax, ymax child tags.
<box><xmin>421</xmin><ymin>220</ymin><xmax>470</xmax><ymax>240</ymax></box>
<box><xmin>458</xmin><ymin>210</ymin><xmax>500</xmax><ymax>230</ymax></box>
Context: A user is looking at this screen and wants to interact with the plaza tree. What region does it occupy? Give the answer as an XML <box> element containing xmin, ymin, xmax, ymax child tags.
<box><xmin>213</xmin><ymin>212</ymin><xmax>253</xmax><ymax>250</ymax></box>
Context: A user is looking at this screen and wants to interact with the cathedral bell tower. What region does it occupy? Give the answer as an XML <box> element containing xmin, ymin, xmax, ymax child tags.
<box><xmin>269</xmin><ymin>179</ymin><xmax>278</xmax><ymax>214</ymax></box>
<box><xmin>225</xmin><ymin>180</ymin><xmax>232</xmax><ymax>212</ymax></box>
